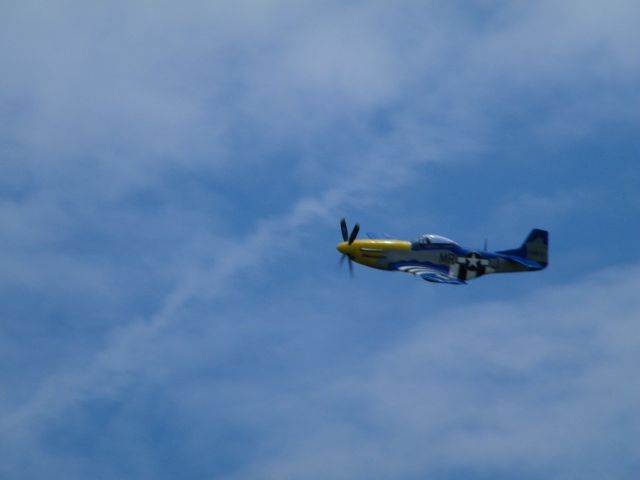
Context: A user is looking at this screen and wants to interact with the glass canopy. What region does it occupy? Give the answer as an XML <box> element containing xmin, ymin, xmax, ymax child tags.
<box><xmin>414</xmin><ymin>234</ymin><xmax>458</xmax><ymax>245</ymax></box>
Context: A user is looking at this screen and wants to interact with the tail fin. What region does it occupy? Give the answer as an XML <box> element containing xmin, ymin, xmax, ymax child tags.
<box><xmin>498</xmin><ymin>229</ymin><xmax>549</xmax><ymax>267</ymax></box>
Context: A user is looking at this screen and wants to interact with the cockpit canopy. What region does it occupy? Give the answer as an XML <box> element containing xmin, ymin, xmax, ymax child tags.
<box><xmin>414</xmin><ymin>234</ymin><xmax>458</xmax><ymax>246</ymax></box>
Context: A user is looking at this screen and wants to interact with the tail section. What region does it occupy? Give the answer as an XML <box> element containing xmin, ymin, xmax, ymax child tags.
<box><xmin>498</xmin><ymin>229</ymin><xmax>549</xmax><ymax>268</ymax></box>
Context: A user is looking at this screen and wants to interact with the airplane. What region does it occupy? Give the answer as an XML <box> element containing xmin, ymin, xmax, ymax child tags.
<box><xmin>336</xmin><ymin>218</ymin><xmax>548</xmax><ymax>284</ymax></box>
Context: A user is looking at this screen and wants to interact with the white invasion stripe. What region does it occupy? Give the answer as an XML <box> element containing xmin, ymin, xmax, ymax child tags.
<box><xmin>398</xmin><ymin>265</ymin><xmax>443</xmax><ymax>276</ymax></box>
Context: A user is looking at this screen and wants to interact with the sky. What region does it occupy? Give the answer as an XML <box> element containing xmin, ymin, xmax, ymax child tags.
<box><xmin>1</xmin><ymin>0</ymin><xmax>640</xmax><ymax>478</ymax></box>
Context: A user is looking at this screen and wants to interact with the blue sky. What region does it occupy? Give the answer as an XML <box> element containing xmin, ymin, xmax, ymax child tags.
<box><xmin>1</xmin><ymin>1</ymin><xmax>640</xmax><ymax>478</ymax></box>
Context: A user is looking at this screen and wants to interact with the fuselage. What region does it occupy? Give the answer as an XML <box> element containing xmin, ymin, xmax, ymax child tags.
<box><xmin>337</xmin><ymin>238</ymin><xmax>540</xmax><ymax>281</ymax></box>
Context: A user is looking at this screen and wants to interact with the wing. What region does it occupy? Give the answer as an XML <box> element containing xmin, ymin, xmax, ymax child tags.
<box><xmin>419</xmin><ymin>272</ymin><xmax>467</xmax><ymax>285</ymax></box>
<box><xmin>394</xmin><ymin>264</ymin><xmax>467</xmax><ymax>285</ymax></box>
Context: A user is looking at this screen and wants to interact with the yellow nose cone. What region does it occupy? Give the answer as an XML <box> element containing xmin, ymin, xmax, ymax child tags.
<box><xmin>337</xmin><ymin>242</ymin><xmax>349</xmax><ymax>255</ymax></box>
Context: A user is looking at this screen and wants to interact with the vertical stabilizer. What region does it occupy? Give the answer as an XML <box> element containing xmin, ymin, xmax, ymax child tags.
<box><xmin>497</xmin><ymin>229</ymin><xmax>549</xmax><ymax>268</ymax></box>
<box><xmin>522</xmin><ymin>229</ymin><xmax>548</xmax><ymax>266</ymax></box>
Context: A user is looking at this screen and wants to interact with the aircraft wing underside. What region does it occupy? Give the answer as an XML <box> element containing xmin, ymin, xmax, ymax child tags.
<box><xmin>394</xmin><ymin>264</ymin><xmax>467</xmax><ymax>285</ymax></box>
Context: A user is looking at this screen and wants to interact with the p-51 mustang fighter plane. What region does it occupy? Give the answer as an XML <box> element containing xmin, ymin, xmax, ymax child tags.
<box><xmin>337</xmin><ymin>218</ymin><xmax>548</xmax><ymax>284</ymax></box>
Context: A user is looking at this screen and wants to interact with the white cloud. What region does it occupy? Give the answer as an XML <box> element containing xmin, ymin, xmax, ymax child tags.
<box><xmin>1</xmin><ymin>1</ymin><xmax>640</xmax><ymax>479</ymax></box>
<box><xmin>2</xmin><ymin>0</ymin><xmax>638</xmax><ymax>188</ymax></box>
<box><xmin>489</xmin><ymin>189</ymin><xmax>589</xmax><ymax>234</ymax></box>
<box><xmin>224</xmin><ymin>265</ymin><xmax>640</xmax><ymax>479</ymax></box>
<box><xmin>3</xmin><ymin>252</ymin><xmax>639</xmax><ymax>478</ymax></box>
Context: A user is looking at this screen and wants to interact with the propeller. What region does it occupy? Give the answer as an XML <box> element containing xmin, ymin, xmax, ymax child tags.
<box><xmin>338</xmin><ymin>250</ymin><xmax>354</xmax><ymax>277</ymax></box>
<box><xmin>340</xmin><ymin>217</ymin><xmax>360</xmax><ymax>245</ymax></box>
<box><xmin>339</xmin><ymin>217</ymin><xmax>360</xmax><ymax>277</ymax></box>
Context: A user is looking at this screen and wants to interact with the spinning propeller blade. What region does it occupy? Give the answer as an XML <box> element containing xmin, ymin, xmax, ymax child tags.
<box><xmin>340</xmin><ymin>218</ymin><xmax>349</xmax><ymax>242</ymax></box>
<box><xmin>338</xmin><ymin>252</ymin><xmax>354</xmax><ymax>279</ymax></box>
<box><xmin>339</xmin><ymin>217</ymin><xmax>360</xmax><ymax>278</ymax></box>
<box><xmin>348</xmin><ymin>223</ymin><xmax>360</xmax><ymax>245</ymax></box>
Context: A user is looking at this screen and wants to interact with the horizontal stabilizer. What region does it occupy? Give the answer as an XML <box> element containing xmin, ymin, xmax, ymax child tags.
<box><xmin>496</xmin><ymin>253</ymin><xmax>544</xmax><ymax>269</ymax></box>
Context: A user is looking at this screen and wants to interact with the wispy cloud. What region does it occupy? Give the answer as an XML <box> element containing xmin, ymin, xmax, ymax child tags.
<box><xmin>220</xmin><ymin>265</ymin><xmax>640</xmax><ymax>480</ymax></box>
<box><xmin>1</xmin><ymin>1</ymin><xmax>639</xmax><ymax>479</ymax></box>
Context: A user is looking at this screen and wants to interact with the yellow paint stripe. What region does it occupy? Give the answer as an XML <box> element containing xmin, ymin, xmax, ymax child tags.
<box><xmin>352</xmin><ymin>240</ymin><xmax>412</xmax><ymax>251</ymax></box>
